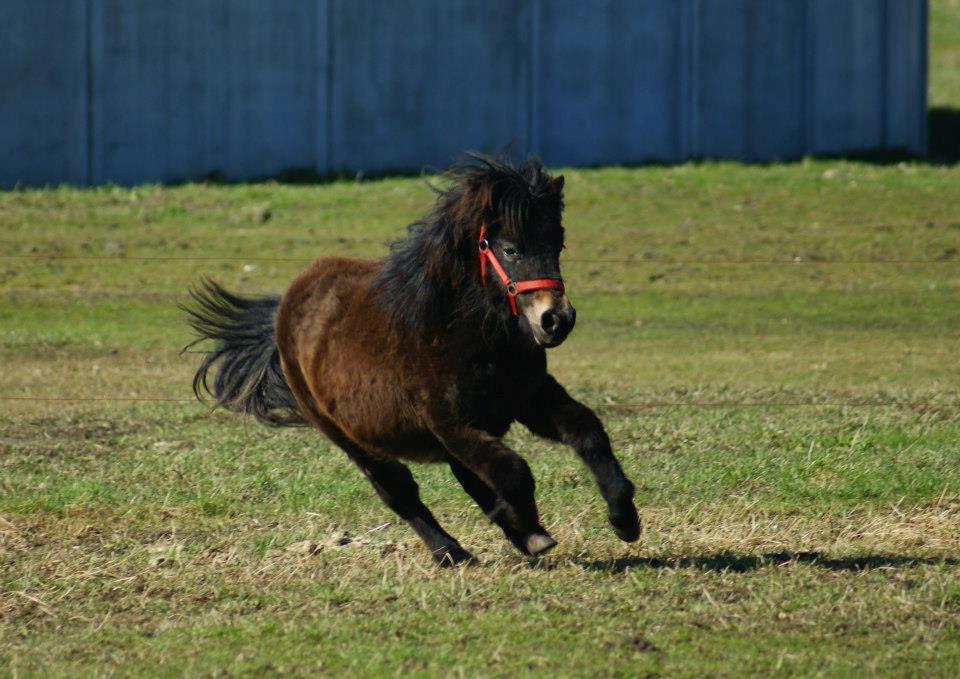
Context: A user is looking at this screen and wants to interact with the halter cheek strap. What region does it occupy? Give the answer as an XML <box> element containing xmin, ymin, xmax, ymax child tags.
<box><xmin>478</xmin><ymin>223</ymin><xmax>565</xmax><ymax>316</ymax></box>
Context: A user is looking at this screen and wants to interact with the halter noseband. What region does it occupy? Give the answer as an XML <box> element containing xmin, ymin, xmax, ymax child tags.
<box><xmin>478</xmin><ymin>223</ymin><xmax>564</xmax><ymax>316</ymax></box>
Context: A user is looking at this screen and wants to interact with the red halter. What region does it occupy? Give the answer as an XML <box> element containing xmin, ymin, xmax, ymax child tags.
<box><xmin>478</xmin><ymin>223</ymin><xmax>565</xmax><ymax>316</ymax></box>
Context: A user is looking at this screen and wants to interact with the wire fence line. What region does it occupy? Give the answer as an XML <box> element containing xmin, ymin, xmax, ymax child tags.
<box><xmin>1</xmin><ymin>395</ymin><xmax>955</xmax><ymax>410</ymax></box>
<box><xmin>2</xmin><ymin>253</ymin><xmax>959</xmax><ymax>265</ymax></box>
<box><xmin>3</xmin><ymin>253</ymin><xmax>956</xmax><ymax>409</ymax></box>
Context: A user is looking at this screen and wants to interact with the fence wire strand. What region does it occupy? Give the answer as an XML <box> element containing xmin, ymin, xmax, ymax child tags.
<box><xmin>0</xmin><ymin>395</ymin><xmax>954</xmax><ymax>410</ymax></box>
<box><xmin>2</xmin><ymin>253</ymin><xmax>957</xmax><ymax>265</ymax></box>
<box><xmin>2</xmin><ymin>250</ymin><xmax>956</xmax><ymax>410</ymax></box>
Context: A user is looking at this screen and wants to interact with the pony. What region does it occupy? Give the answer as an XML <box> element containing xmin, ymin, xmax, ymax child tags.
<box><xmin>183</xmin><ymin>154</ymin><xmax>639</xmax><ymax>565</ymax></box>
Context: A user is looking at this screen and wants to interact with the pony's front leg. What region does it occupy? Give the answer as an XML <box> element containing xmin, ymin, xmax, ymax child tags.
<box><xmin>430</xmin><ymin>420</ymin><xmax>556</xmax><ymax>556</ymax></box>
<box><xmin>519</xmin><ymin>375</ymin><xmax>640</xmax><ymax>543</ymax></box>
<box><xmin>447</xmin><ymin>456</ymin><xmax>555</xmax><ymax>556</ymax></box>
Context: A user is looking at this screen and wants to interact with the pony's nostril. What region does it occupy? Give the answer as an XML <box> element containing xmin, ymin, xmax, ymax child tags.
<box><xmin>541</xmin><ymin>310</ymin><xmax>559</xmax><ymax>333</ymax></box>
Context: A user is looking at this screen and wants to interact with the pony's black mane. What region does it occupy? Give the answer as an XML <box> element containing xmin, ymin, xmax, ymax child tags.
<box><xmin>376</xmin><ymin>153</ymin><xmax>564</xmax><ymax>341</ymax></box>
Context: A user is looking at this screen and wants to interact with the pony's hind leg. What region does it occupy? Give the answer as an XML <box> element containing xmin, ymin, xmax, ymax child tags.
<box><xmin>344</xmin><ymin>446</ymin><xmax>474</xmax><ymax>566</ymax></box>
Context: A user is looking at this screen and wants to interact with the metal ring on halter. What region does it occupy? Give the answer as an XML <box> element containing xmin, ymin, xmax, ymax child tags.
<box><xmin>478</xmin><ymin>239</ymin><xmax>489</xmax><ymax>252</ymax></box>
<box><xmin>506</xmin><ymin>282</ymin><xmax>518</xmax><ymax>295</ymax></box>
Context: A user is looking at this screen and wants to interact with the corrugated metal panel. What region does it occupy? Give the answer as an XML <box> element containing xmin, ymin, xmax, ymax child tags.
<box><xmin>0</xmin><ymin>0</ymin><xmax>928</xmax><ymax>187</ymax></box>
<box><xmin>692</xmin><ymin>0</ymin><xmax>808</xmax><ymax>160</ymax></box>
<box><xmin>88</xmin><ymin>1</ymin><xmax>320</xmax><ymax>184</ymax></box>
<box><xmin>329</xmin><ymin>0</ymin><xmax>531</xmax><ymax>173</ymax></box>
<box><xmin>538</xmin><ymin>0</ymin><xmax>685</xmax><ymax>164</ymax></box>
<box><xmin>0</xmin><ymin>1</ymin><xmax>88</xmax><ymax>185</ymax></box>
<box><xmin>885</xmin><ymin>0</ymin><xmax>929</xmax><ymax>152</ymax></box>
<box><xmin>810</xmin><ymin>0</ymin><xmax>886</xmax><ymax>153</ymax></box>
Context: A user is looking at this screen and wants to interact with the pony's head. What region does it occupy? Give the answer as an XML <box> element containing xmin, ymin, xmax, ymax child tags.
<box><xmin>378</xmin><ymin>153</ymin><xmax>575</xmax><ymax>347</ymax></box>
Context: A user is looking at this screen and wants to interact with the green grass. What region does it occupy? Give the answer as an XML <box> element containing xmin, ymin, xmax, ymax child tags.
<box><xmin>3</xmin><ymin>3</ymin><xmax>960</xmax><ymax>676</ymax></box>
<box><xmin>932</xmin><ymin>0</ymin><xmax>960</xmax><ymax>108</ymax></box>
<box><xmin>5</xmin><ymin>178</ymin><xmax>959</xmax><ymax>678</ymax></box>
<box><xmin>3</xmin><ymin>175</ymin><xmax>960</xmax><ymax>679</ymax></box>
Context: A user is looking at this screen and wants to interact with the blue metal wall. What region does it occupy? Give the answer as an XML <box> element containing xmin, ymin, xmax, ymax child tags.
<box><xmin>0</xmin><ymin>0</ymin><xmax>927</xmax><ymax>187</ymax></box>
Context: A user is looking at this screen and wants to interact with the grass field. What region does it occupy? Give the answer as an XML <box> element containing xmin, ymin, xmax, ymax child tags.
<box><xmin>3</xmin><ymin>4</ymin><xmax>960</xmax><ymax>677</ymax></box>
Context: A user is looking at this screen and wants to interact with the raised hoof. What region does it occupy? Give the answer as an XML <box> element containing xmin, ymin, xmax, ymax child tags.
<box><xmin>610</xmin><ymin>506</ymin><xmax>642</xmax><ymax>543</ymax></box>
<box><xmin>523</xmin><ymin>532</ymin><xmax>557</xmax><ymax>556</ymax></box>
<box><xmin>433</xmin><ymin>545</ymin><xmax>476</xmax><ymax>568</ymax></box>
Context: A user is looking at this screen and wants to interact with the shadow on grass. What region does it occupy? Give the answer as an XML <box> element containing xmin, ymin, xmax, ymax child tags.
<box><xmin>576</xmin><ymin>551</ymin><xmax>959</xmax><ymax>574</ymax></box>
<box><xmin>929</xmin><ymin>107</ymin><xmax>960</xmax><ymax>164</ymax></box>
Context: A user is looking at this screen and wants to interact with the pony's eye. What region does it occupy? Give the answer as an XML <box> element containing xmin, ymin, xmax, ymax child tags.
<box><xmin>502</xmin><ymin>245</ymin><xmax>519</xmax><ymax>258</ymax></box>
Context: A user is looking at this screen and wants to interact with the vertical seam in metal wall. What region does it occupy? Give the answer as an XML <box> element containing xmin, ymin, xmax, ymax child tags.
<box><xmin>313</xmin><ymin>0</ymin><xmax>322</xmax><ymax>174</ymax></box>
<box><xmin>84</xmin><ymin>0</ymin><xmax>93</xmax><ymax>185</ymax></box>
<box><xmin>677</xmin><ymin>0</ymin><xmax>688</xmax><ymax>159</ymax></box>
<box><xmin>222</xmin><ymin>4</ymin><xmax>233</xmax><ymax>177</ymax></box>
<box><xmin>529</xmin><ymin>0</ymin><xmax>541</xmax><ymax>156</ymax></box>
<box><xmin>680</xmin><ymin>0</ymin><xmax>698</xmax><ymax>159</ymax></box>
<box><xmin>880</xmin><ymin>0</ymin><xmax>889</xmax><ymax>148</ymax></box>
<box><xmin>799</xmin><ymin>1</ymin><xmax>807</xmax><ymax>156</ymax></box>
<box><xmin>804</xmin><ymin>0</ymin><xmax>816</xmax><ymax>155</ymax></box>
<box><xmin>743</xmin><ymin>5</ymin><xmax>754</xmax><ymax>160</ymax></box>
<box><xmin>325</xmin><ymin>0</ymin><xmax>334</xmax><ymax>171</ymax></box>
<box><xmin>920</xmin><ymin>0</ymin><xmax>929</xmax><ymax>153</ymax></box>
<box><xmin>690</xmin><ymin>0</ymin><xmax>700</xmax><ymax>158</ymax></box>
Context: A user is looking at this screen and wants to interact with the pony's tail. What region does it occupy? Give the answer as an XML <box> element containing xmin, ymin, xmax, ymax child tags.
<box><xmin>180</xmin><ymin>279</ymin><xmax>306</xmax><ymax>427</ymax></box>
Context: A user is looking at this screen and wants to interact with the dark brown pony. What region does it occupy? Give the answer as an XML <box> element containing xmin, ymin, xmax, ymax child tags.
<box><xmin>184</xmin><ymin>155</ymin><xmax>639</xmax><ymax>565</ymax></box>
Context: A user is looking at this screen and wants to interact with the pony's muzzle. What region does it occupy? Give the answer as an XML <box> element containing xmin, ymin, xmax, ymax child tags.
<box><xmin>521</xmin><ymin>291</ymin><xmax>576</xmax><ymax>348</ymax></box>
<box><xmin>538</xmin><ymin>307</ymin><xmax>575</xmax><ymax>346</ymax></box>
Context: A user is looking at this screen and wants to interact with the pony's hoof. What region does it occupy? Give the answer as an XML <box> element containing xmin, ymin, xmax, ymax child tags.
<box><xmin>433</xmin><ymin>545</ymin><xmax>476</xmax><ymax>567</ymax></box>
<box><xmin>523</xmin><ymin>532</ymin><xmax>557</xmax><ymax>556</ymax></box>
<box><xmin>610</xmin><ymin>507</ymin><xmax>641</xmax><ymax>542</ymax></box>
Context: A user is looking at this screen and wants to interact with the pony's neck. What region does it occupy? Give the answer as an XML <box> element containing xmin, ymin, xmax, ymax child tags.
<box><xmin>447</xmin><ymin>283</ymin><xmax>521</xmax><ymax>349</ymax></box>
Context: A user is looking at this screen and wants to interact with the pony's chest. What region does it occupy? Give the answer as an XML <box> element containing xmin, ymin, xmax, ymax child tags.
<box><xmin>460</xmin><ymin>359</ymin><xmax>540</xmax><ymax>430</ymax></box>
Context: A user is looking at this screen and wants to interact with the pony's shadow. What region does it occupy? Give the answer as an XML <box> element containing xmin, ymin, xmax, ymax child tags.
<box><xmin>575</xmin><ymin>551</ymin><xmax>959</xmax><ymax>574</ymax></box>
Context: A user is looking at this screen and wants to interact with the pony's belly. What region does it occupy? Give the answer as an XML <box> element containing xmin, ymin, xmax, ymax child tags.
<box><xmin>362</xmin><ymin>429</ymin><xmax>447</xmax><ymax>463</ymax></box>
<box><xmin>317</xmin><ymin>391</ymin><xmax>446</xmax><ymax>461</ymax></box>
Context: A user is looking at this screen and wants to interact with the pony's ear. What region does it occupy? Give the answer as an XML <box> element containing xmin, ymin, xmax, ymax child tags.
<box><xmin>547</xmin><ymin>175</ymin><xmax>565</xmax><ymax>193</ymax></box>
<box><xmin>466</xmin><ymin>176</ymin><xmax>494</xmax><ymax>214</ymax></box>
